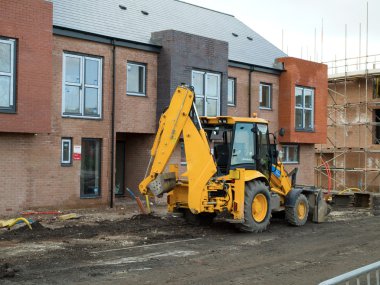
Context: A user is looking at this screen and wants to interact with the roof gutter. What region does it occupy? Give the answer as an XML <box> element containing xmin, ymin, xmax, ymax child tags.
<box><xmin>53</xmin><ymin>26</ymin><xmax>162</xmax><ymax>53</ymax></box>
<box><xmin>229</xmin><ymin>60</ymin><xmax>284</xmax><ymax>75</ymax></box>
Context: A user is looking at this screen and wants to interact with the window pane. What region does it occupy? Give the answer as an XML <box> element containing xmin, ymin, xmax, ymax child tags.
<box><xmin>192</xmin><ymin>72</ymin><xmax>204</xmax><ymax>95</ymax></box>
<box><xmin>64</xmin><ymin>85</ymin><xmax>80</xmax><ymax>114</ymax></box>
<box><xmin>207</xmin><ymin>98</ymin><xmax>218</xmax><ymax>116</ymax></box>
<box><xmin>304</xmin><ymin>89</ymin><xmax>313</xmax><ymax>108</ymax></box>
<box><xmin>228</xmin><ymin>79</ymin><xmax>235</xmax><ymax>105</ymax></box>
<box><xmin>305</xmin><ymin>109</ymin><xmax>313</xmax><ymax>129</ymax></box>
<box><xmin>206</xmin><ymin>74</ymin><xmax>219</xmax><ymax>97</ymax></box>
<box><xmin>138</xmin><ymin>66</ymin><xmax>145</xmax><ymax>93</ymax></box>
<box><xmin>127</xmin><ymin>64</ymin><xmax>145</xmax><ymax>94</ymax></box>
<box><xmin>85</xmin><ymin>59</ymin><xmax>99</xmax><ymax>86</ymax></box>
<box><xmin>231</xmin><ymin>123</ymin><xmax>255</xmax><ymax>166</ymax></box>
<box><xmin>288</xmin><ymin>146</ymin><xmax>298</xmax><ymax>162</ymax></box>
<box><xmin>195</xmin><ymin>96</ymin><xmax>204</xmax><ymax>116</ymax></box>
<box><xmin>295</xmin><ymin>87</ymin><xmax>303</xmax><ymax>107</ymax></box>
<box><xmin>65</xmin><ymin>56</ymin><xmax>81</xmax><ymax>84</ymax></box>
<box><xmin>0</xmin><ymin>42</ymin><xmax>11</xmax><ymax>73</ymax></box>
<box><xmin>84</xmin><ymin>87</ymin><xmax>98</xmax><ymax>116</ymax></box>
<box><xmin>0</xmin><ymin>75</ymin><xmax>10</xmax><ymax>107</ymax></box>
<box><xmin>295</xmin><ymin>108</ymin><xmax>303</xmax><ymax>129</ymax></box>
<box><xmin>62</xmin><ymin>140</ymin><xmax>71</xmax><ymax>163</ymax></box>
<box><xmin>81</xmin><ymin>139</ymin><xmax>101</xmax><ymax>196</ymax></box>
<box><xmin>260</xmin><ymin>85</ymin><xmax>270</xmax><ymax>108</ymax></box>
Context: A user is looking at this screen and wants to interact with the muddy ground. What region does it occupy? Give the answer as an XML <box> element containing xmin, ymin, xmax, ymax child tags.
<box><xmin>0</xmin><ymin>207</ymin><xmax>379</xmax><ymax>285</ymax></box>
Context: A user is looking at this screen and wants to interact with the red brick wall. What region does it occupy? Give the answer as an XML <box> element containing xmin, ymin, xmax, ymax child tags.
<box><xmin>227</xmin><ymin>67</ymin><xmax>250</xmax><ymax>117</ymax></box>
<box><xmin>252</xmin><ymin>72</ymin><xmax>280</xmax><ymax>133</ymax></box>
<box><xmin>277</xmin><ymin>57</ymin><xmax>328</xmax><ymax>144</ymax></box>
<box><xmin>0</xmin><ymin>34</ymin><xmax>161</xmax><ymax>215</ymax></box>
<box><xmin>115</xmin><ymin>49</ymin><xmax>158</xmax><ymax>133</ymax></box>
<box><xmin>0</xmin><ymin>0</ymin><xmax>52</xmax><ymax>133</ymax></box>
<box><xmin>227</xmin><ymin>68</ymin><xmax>280</xmax><ymax>132</ymax></box>
<box><xmin>281</xmin><ymin>144</ymin><xmax>315</xmax><ymax>186</ymax></box>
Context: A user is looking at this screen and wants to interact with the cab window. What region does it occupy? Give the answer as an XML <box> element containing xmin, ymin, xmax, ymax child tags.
<box><xmin>231</xmin><ymin>123</ymin><xmax>255</xmax><ymax>166</ymax></box>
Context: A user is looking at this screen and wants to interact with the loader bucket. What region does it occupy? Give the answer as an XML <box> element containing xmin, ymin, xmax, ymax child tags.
<box><xmin>148</xmin><ymin>172</ymin><xmax>177</xmax><ymax>196</ymax></box>
<box><xmin>312</xmin><ymin>189</ymin><xmax>331</xmax><ymax>223</ymax></box>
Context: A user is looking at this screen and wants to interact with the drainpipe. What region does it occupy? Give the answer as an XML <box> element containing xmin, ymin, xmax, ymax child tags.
<box><xmin>248</xmin><ymin>67</ymin><xmax>254</xmax><ymax>116</ymax></box>
<box><xmin>110</xmin><ymin>40</ymin><xmax>116</xmax><ymax>208</ymax></box>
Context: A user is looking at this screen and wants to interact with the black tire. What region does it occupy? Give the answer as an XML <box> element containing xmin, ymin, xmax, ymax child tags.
<box><xmin>237</xmin><ymin>180</ymin><xmax>271</xmax><ymax>233</ymax></box>
<box><xmin>286</xmin><ymin>194</ymin><xmax>309</xmax><ymax>226</ymax></box>
<box><xmin>183</xmin><ymin>209</ymin><xmax>215</xmax><ymax>226</ymax></box>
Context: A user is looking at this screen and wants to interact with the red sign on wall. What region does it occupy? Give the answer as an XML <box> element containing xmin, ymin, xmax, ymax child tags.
<box><xmin>73</xmin><ymin>153</ymin><xmax>81</xmax><ymax>160</ymax></box>
<box><xmin>73</xmin><ymin>145</ymin><xmax>81</xmax><ymax>160</ymax></box>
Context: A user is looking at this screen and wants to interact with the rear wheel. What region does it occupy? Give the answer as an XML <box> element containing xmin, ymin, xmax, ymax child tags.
<box><xmin>286</xmin><ymin>194</ymin><xmax>309</xmax><ymax>226</ymax></box>
<box><xmin>237</xmin><ymin>180</ymin><xmax>271</xmax><ymax>233</ymax></box>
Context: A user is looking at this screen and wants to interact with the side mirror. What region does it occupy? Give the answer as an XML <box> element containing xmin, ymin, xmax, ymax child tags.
<box><xmin>279</xmin><ymin>128</ymin><xmax>285</xmax><ymax>137</ymax></box>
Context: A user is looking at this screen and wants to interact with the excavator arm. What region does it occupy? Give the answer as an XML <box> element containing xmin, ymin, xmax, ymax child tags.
<box><xmin>139</xmin><ymin>86</ymin><xmax>217</xmax><ymax>204</ymax></box>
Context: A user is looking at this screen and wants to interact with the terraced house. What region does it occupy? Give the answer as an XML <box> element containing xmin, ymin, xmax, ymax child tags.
<box><xmin>0</xmin><ymin>0</ymin><xmax>327</xmax><ymax>215</ymax></box>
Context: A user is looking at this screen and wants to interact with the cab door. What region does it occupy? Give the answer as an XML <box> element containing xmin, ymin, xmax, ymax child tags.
<box><xmin>256</xmin><ymin>123</ymin><xmax>270</xmax><ymax>177</ymax></box>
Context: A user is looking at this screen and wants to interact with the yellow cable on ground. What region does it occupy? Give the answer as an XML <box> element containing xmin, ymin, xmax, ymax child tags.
<box><xmin>338</xmin><ymin>188</ymin><xmax>362</xmax><ymax>195</ymax></box>
<box><xmin>0</xmin><ymin>217</ymin><xmax>32</xmax><ymax>230</ymax></box>
<box><xmin>145</xmin><ymin>195</ymin><xmax>151</xmax><ymax>214</ymax></box>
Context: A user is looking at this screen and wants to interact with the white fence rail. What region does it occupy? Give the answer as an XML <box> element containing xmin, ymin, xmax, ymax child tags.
<box><xmin>319</xmin><ymin>261</ymin><xmax>380</xmax><ymax>285</ymax></box>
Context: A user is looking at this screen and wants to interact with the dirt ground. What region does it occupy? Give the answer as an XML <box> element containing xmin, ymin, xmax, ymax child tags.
<box><xmin>0</xmin><ymin>205</ymin><xmax>379</xmax><ymax>285</ymax></box>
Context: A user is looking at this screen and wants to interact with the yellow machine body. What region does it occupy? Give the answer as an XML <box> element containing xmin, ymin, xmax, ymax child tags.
<box><xmin>139</xmin><ymin>86</ymin><xmax>329</xmax><ymax>229</ymax></box>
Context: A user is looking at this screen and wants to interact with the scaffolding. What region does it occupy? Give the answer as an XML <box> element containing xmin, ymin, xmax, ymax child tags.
<box><xmin>315</xmin><ymin>54</ymin><xmax>380</xmax><ymax>192</ymax></box>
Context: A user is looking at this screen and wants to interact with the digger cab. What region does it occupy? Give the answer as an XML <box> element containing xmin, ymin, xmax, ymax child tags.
<box><xmin>200</xmin><ymin>116</ymin><xmax>272</xmax><ymax>177</ymax></box>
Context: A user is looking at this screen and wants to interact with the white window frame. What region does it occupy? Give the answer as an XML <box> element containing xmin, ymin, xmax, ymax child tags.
<box><xmin>228</xmin><ymin>77</ymin><xmax>236</xmax><ymax>106</ymax></box>
<box><xmin>259</xmin><ymin>83</ymin><xmax>272</xmax><ymax>110</ymax></box>
<box><xmin>282</xmin><ymin>145</ymin><xmax>299</xmax><ymax>164</ymax></box>
<box><xmin>0</xmin><ymin>38</ymin><xmax>16</xmax><ymax>112</ymax></box>
<box><xmin>192</xmin><ymin>70</ymin><xmax>221</xmax><ymax>116</ymax></box>
<box><xmin>61</xmin><ymin>138</ymin><xmax>72</xmax><ymax>165</ymax></box>
<box><xmin>295</xmin><ymin>86</ymin><xmax>314</xmax><ymax>131</ymax></box>
<box><xmin>126</xmin><ymin>62</ymin><xmax>146</xmax><ymax>96</ymax></box>
<box><xmin>62</xmin><ymin>53</ymin><xmax>102</xmax><ymax>118</ymax></box>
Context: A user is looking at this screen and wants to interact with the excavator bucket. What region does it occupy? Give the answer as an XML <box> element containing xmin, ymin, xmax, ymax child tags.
<box><xmin>148</xmin><ymin>172</ymin><xmax>177</xmax><ymax>196</ymax></box>
<box><xmin>312</xmin><ymin>189</ymin><xmax>331</xmax><ymax>223</ymax></box>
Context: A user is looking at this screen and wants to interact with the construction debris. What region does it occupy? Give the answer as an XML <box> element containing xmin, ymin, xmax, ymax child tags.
<box><xmin>58</xmin><ymin>213</ymin><xmax>80</xmax><ymax>221</ymax></box>
<box><xmin>0</xmin><ymin>217</ymin><xmax>32</xmax><ymax>230</ymax></box>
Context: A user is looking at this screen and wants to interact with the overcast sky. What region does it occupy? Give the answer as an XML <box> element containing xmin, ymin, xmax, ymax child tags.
<box><xmin>184</xmin><ymin>0</ymin><xmax>380</xmax><ymax>63</ymax></box>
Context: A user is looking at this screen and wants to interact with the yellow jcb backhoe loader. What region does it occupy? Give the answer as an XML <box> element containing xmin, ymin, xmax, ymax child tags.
<box><xmin>139</xmin><ymin>85</ymin><xmax>329</xmax><ymax>232</ymax></box>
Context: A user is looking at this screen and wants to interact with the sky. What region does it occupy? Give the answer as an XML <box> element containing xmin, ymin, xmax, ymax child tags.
<box><xmin>184</xmin><ymin>0</ymin><xmax>380</xmax><ymax>64</ymax></box>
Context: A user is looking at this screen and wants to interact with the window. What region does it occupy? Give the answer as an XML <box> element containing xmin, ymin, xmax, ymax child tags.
<box><xmin>192</xmin><ymin>70</ymin><xmax>220</xmax><ymax>116</ymax></box>
<box><xmin>228</xmin><ymin>78</ymin><xmax>236</xmax><ymax>106</ymax></box>
<box><xmin>259</xmin><ymin>83</ymin><xmax>271</xmax><ymax>109</ymax></box>
<box><xmin>62</xmin><ymin>53</ymin><xmax>102</xmax><ymax>118</ymax></box>
<box><xmin>231</xmin><ymin>123</ymin><xmax>255</xmax><ymax>166</ymax></box>
<box><xmin>374</xmin><ymin>77</ymin><xmax>380</xmax><ymax>99</ymax></box>
<box><xmin>295</xmin><ymin>86</ymin><xmax>314</xmax><ymax>131</ymax></box>
<box><xmin>282</xmin><ymin>145</ymin><xmax>299</xmax><ymax>164</ymax></box>
<box><xmin>127</xmin><ymin>62</ymin><xmax>146</xmax><ymax>96</ymax></box>
<box><xmin>61</xmin><ymin>138</ymin><xmax>72</xmax><ymax>165</ymax></box>
<box><xmin>0</xmin><ymin>38</ymin><xmax>16</xmax><ymax>112</ymax></box>
<box><xmin>80</xmin><ymin>138</ymin><xmax>101</xmax><ymax>197</ymax></box>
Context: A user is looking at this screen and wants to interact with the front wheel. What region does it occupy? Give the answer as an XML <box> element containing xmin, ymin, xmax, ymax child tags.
<box><xmin>237</xmin><ymin>180</ymin><xmax>271</xmax><ymax>233</ymax></box>
<box><xmin>285</xmin><ymin>194</ymin><xmax>309</xmax><ymax>226</ymax></box>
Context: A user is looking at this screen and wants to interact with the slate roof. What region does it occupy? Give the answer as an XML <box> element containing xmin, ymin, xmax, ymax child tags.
<box><xmin>52</xmin><ymin>0</ymin><xmax>287</xmax><ymax>69</ymax></box>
